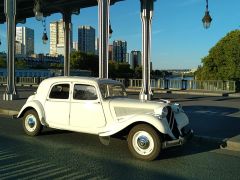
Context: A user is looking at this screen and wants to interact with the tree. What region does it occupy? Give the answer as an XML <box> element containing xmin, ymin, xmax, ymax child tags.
<box><xmin>0</xmin><ymin>57</ymin><xmax>6</xmax><ymax>68</ymax></box>
<box><xmin>70</xmin><ymin>51</ymin><xmax>99</xmax><ymax>76</ymax></box>
<box><xmin>196</xmin><ymin>30</ymin><xmax>240</xmax><ymax>81</ymax></box>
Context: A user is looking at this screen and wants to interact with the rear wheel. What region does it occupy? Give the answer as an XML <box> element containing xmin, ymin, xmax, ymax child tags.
<box><xmin>127</xmin><ymin>124</ymin><xmax>161</xmax><ymax>161</ymax></box>
<box><xmin>22</xmin><ymin>110</ymin><xmax>42</xmax><ymax>136</ymax></box>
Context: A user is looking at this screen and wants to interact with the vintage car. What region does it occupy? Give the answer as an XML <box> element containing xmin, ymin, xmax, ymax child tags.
<box><xmin>18</xmin><ymin>77</ymin><xmax>193</xmax><ymax>161</ymax></box>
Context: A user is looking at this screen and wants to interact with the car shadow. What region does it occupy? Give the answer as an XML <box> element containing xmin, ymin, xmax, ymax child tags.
<box><xmin>40</xmin><ymin>128</ymin><xmax>73</xmax><ymax>136</ymax></box>
<box><xmin>184</xmin><ymin>105</ymin><xmax>240</xmax><ymax>139</ymax></box>
<box><xmin>157</xmin><ymin>139</ymin><xmax>221</xmax><ymax>160</ymax></box>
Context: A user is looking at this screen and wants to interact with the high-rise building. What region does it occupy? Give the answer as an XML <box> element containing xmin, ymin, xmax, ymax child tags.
<box><xmin>50</xmin><ymin>19</ymin><xmax>72</xmax><ymax>56</ymax></box>
<box><xmin>108</xmin><ymin>45</ymin><xmax>113</xmax><ymax>61</ymax></box>
<box><xmin>112</xmin><ymin>40</ymin><xmax>127</xmax><ymax>63</ymax></box>
<box><xmin>95</xmin><ymin>38</ymin><xmax>99</xmax><ymax>55</ymax></box>
<box><xmin>16</xmin><ymin>27</ymin><xmax>34</xmax><ymax>56</ymax></box>
<box><xmin>130</xmin><ymin>50</ymin><xmax>141</xmax><ymax>69</ymax></box>
<box><xmin>78</xmin><ymin>26</ymin><xmax>95</xmax><ymax>54</ymax></box>
<box><xmin>73</xmin><ymin>41</ymin><xmax>78</xmax><ymax>51</ymax></box>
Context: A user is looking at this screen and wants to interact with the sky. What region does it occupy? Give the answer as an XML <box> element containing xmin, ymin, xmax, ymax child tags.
<box><xmin>0</xmin><ymin>0</ymin><xmax>240</xmax><ymax>70</ymax></box>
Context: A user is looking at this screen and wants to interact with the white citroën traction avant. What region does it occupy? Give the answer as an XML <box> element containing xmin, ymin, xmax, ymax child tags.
<box><xmin>18</xmin><ymin>77</ymin><xmax>193</xmax><ymax>161</ymax></box>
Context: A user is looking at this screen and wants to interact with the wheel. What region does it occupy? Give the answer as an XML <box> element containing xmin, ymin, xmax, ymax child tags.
<box><xmin>22</xmin><ymin>109</ymin><xmax>43</xmax><ymax>136</ymax></box>
<box><xmin>127</xmin><ymin>124</ymin><xmax>161</xmax><ymax>161</ymax></box>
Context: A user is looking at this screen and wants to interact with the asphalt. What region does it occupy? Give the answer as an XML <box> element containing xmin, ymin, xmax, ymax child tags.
<box><xmin>0</xmin><ymin>86</ymin><xmax>240</xmax><ymax>152</ymax></box>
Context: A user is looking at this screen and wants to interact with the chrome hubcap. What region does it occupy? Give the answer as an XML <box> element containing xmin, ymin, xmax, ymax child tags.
<box><xmin>137</xmin><ymin>136</ymin><xmax>150</xmax><ymax>149</ymax></box>
<box><xmin>132</xmin><ymin>131</ymin><xmax>154</xmax><ymax>156</ymax></box>
<box><xmin>25</xmin><ymin>114</ymin><xmax>37</xmax><ymax>132</ymax></box>
<box><xmin>28</xmin><ymin>118</ymin><xmax>35</xmax><ymax>128</ymax></box>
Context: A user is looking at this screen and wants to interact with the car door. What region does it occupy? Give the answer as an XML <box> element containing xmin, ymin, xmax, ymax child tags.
<box><xmin>44</xmin><ymin>83</ymin><xmax>71</xmax><ymax>127</ymax></box>
<box><xmin>70</xmin><ymin>83</ymin><xmax>106</xmax><ymax>133</ymax></box>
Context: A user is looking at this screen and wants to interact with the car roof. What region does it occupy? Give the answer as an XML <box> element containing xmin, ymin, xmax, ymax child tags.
<box><xmin>40</xmin><ymin>76</ymin><xmax>122</xmax><ymax>85</ymax></box>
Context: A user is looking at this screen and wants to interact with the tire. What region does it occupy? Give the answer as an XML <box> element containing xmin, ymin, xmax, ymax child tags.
<box><xmin>127</xmin><ymin>124</ymin><xmax>161</xmax><ymax>161</ymax></box>
<box><xmin>22</xmin><ymin>109</ymin><xmax>43</xmax><ymax>136</ymax></box>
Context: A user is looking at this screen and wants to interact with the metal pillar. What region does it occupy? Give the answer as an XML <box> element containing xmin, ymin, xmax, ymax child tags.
<box><xmin>139</xmin><ymin>0</ymin><xmax>154</xmax><ymax>101</ymax></box>
<box><xmin>63</xmin><ymin>11</ymin><xmax>72</xmax><ymax>76</ymax></box>
<box><xmin>3</xmin><ymin>0</ymin><xmax>18</xmax><ymax>100</ymax></box>
<box><xmin>98</xmin><ymin>0</ymin><xmax>110</xmax><ymax>79</ymax></box>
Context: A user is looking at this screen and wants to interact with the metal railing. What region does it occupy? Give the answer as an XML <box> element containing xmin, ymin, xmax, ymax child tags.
<box><xmin>127</xmin><ymin>79</ymin><xmax>236</xmax><ymax>92</ymax></box>
<box><xmin>0</xmin><ymin>76</ymin><xmax>47</xmax><ymax>86</ymax></box>
<box><xmin>0</xmin><ymin>76</ymin><xmax>237</xmax><ymax>92</ymax></box>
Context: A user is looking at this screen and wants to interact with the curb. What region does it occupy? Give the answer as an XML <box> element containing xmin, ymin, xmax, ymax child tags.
<box><xmin>0</xmin><ymin>108</ymin><xmax>19</xmax><ymax>117</ymax></box>
<box><xmin>220</xmin><ymin>135</ymin><xmax>240</xmax><ymax>152</ymax></box>
<box><xmin>126</xmin><ymin>88</ymin><xmax>235</xmax><ymax>97</ymax></box>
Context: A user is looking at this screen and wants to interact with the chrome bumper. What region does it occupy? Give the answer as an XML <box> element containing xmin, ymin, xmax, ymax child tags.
<box><xmin>162</xmin><ymin>129</ymin><xmax>194</xmax><ymax>149</ymax></box>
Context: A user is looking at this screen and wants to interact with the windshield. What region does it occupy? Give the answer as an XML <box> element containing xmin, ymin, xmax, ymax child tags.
<box><xmin>99</xmin><ymin>83</ymin><xmax>127</xmax><ymax>99</ymax></box>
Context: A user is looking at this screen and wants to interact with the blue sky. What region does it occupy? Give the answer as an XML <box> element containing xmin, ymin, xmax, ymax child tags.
<box><xmin>0</xmin><ymin>0</ymin><xmax>240</xmax><ymax>70</ymax></box>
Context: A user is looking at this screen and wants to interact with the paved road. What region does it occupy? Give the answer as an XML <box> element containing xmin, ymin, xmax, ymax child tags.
<box><xmin>130</xmin><ymin>93</ymin><xmax>240</xmax><ymax>139</ymax></box>
<box><xmin>0</xmin><ymin>116</ymin><xmax>240</xmax><ymax>180</ymax></box>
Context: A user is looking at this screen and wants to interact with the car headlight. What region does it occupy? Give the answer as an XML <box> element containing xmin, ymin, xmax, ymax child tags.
<box><xmin>154</xmin><ymin>106</ymin><xmax>168</xmax><ymax>119</ymax></box>
<box><xmin>161</xmin><ymin>106</ymin><xmax>168</xmax><ymax>117</ymax></box>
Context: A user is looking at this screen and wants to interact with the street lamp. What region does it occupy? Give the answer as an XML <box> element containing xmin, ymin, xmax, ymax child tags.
<box><xmin>109</xmin><ymin>21</ymin><xmax>113</xmax><ymax>38</ymax></box>
<box><xmin>202</xmin><ymin>0</ymin><xmax>212</xmax><ymax>29</ymax></box>
<box><xmin>42</xmin><ymin>18</ymin><xmax>48</xmax><ymax>44</ymax></box>
<box><xmin>33</xmin><ymin>0</ymin><xmax>43</xmax><ymax>21</ymax></box>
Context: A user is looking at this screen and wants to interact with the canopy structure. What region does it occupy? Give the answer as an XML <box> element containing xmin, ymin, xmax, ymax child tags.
<box><xmin>1</xmin><ymin>0</ymin><xmax>155</xmax><ymax>101</ymax></box>
<box><xmin>0</xmin><ymin>0</ymin><xmax>122</xmax><ymax>24</ymax></box>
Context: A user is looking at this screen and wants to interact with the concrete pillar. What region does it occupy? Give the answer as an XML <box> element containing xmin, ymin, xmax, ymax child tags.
<box><xmin>3</xmin><ymin>0</ymin><xmax>18</xmax><ymax>100</ymax></box>
<box><xmin>139</xmin><ymin>0</ymin><xmax>154</xmax><ymax>101</ymax></box>
<box><xmin>63</xmin><ymin>11</ymin><xmax>72</xmax><ymax>76</ymax></box>
<box><xmin>98</xmin><ymin>0</ymin><xmax>110</xmax><ymax>79</ymax></box>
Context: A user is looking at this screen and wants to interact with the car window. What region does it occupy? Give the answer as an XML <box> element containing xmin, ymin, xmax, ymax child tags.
<box><xmin>73</xmin><ymin>84</ymin><xmax>97</xmax><ymax>100</ymax></box>
<box><xmin>49</xmin><ymin>84</ymin><xmax>70</xmax><ymax>99</ymax></box>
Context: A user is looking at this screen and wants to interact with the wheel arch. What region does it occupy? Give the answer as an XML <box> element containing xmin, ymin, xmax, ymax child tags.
<box><xmin>17</xmin><ymin>101</ymin><xmax>47</xmax><ymax>126</ymax></box>
<box><xmin>114</xmin><ymin>121</ymin><xmax>164</xmax><ymax>139</ymax></box>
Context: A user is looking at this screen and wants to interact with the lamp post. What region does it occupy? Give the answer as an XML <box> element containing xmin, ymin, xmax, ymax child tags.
<box><xmin>109</xmin><ymin>21</ymin><xmax>113</xmax><ymax>39</ymax></box>
<box><xmin>33</xmin><ymin>0</ymin><xmax>43</xmax><ymax>21</ymax></box>
<box><xmin>42</xmin><ymin>18</ymin><xmax>48</xmax><ymax>44</ymax></box>
<box><xmin>202</xmin><ymin>0</ymin><xmax>212</xmax><ymax>29</ymax></box>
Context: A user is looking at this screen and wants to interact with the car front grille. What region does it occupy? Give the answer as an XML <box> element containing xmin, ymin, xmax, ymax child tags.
<box><xmin>166</xmin><ymin>106</ymin><xmax>180</xmax><ymax>138</ymax></box>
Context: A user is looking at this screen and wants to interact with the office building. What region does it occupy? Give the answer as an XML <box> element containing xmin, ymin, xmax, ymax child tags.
<box><xmin>95</xmin><ymin>38</ymin><xmax>99</xmax><ymax>55</ymax></box>
<box><xmin>16</xmin><ymin>27</ymin><xmax>34</xmax><ymax>56</ymax></box>
<box><xmin>112</xmin><ymin>40</ymin><xmax>127</xmax><ymax>63</ymax></box>
<box><xmin>73</xmin><ymin>41</ymin><xmax>78</xmax><ymax>51</ymax></box>
<box><xmin>78</xmin><ymin>26</ymin><xmax>95</xmax><ymax>54</ymax></box>
<box><xmin>50</xmin><ymin>19</ymin><xmax>72</xmax><ymax>56</ymax></box>
<box><xmin>108</xmin><ymin>45</ymin><xmax>113</xmax><ymax>61</ymax></box>
<box><xmin>130</xmin><ymin>50</ymin><xmax>141</xmax><ymax>69</ymax></box>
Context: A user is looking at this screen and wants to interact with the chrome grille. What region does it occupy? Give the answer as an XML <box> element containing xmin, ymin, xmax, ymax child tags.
<box><xmin>166</xmin><ymin>106</ymin><xmax>180</xmax><ymax>138</ymax></box>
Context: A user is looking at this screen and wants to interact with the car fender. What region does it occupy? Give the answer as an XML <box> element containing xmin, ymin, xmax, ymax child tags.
<box><xmin>17</xmin><ymin>100</ymin><xmax>47</xmax><ymax>126</ymax></box>
<box><xmin>99</xmin><ymin>114</ymin><xmax>174</xmax><ymax>138</ymax></box>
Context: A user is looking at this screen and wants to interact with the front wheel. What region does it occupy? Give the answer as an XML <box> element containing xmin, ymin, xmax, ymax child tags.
<box><xmin>22</xmin><ymin>110</ymin><xmax>43</xmax><ymax>136</ymax></box>
<box><xmin>127</xmin><ymin>124</ymin><xmax>161</xmax><ymax>161</ymax></box>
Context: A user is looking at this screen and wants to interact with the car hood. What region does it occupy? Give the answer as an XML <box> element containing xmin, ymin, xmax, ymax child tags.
<box><xmin>108</xmin><ymin>98</ymin><xmax>167</xmax><ymax>117</ymax></box>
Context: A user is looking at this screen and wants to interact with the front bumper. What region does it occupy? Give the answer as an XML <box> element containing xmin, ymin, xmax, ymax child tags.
<box><xmin>162</xmin><ymin>129</ymin><xmax>194</xmax><ymax>149</ymax></box>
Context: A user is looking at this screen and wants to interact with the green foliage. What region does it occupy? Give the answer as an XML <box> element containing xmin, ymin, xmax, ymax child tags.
<box><xmin>196</xmin><ymin>30</ymin><xmax>240</xmax><ymax>81</ymax></box>
<box><xmin>0</xmin><ymin>56</ymin><xmax>6</xmax><ymax>68</ymax></box>
<box><xmin>70</xmin><ymin>51</ymin><xmax>99</xmax><ymax>76</ymax></box>
<box><xmin>15</xmin><ymin>59</ymin><xmax>27</xmax><ymax>69</ymax></box>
